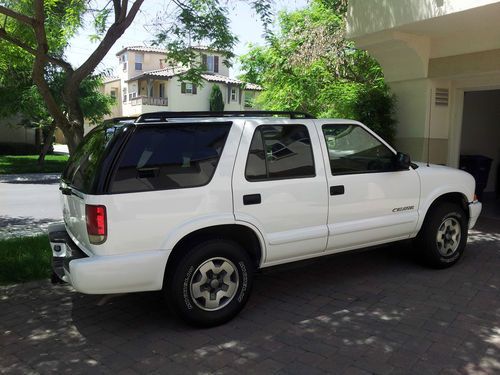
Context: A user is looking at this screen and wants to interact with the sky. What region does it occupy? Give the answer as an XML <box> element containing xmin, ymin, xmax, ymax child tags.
<box><xmin>65</xmin><ymin>0</ymin><xmax>309</xmax><ymax>77</ymax></box>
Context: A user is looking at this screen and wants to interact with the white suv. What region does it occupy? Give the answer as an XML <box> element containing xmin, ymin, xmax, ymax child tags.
<box><xmin>49</xmin><ymin>111</ymin><xmax>482</xmax><ymax>326</ymax></box>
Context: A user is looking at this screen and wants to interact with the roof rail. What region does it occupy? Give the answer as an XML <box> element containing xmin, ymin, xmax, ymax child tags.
<box><xmin>136</xmin><ymin>111</ymin><xmax>315</xmax><ymax>122</ymax></box>
<box><xmin>104</xmin><ymin>116</ymin><xmax>138</xmax><ymax>124</ymax></box>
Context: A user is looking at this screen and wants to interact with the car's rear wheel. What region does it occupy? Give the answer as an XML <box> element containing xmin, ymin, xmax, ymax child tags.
<box><xmin>417</xmin><ymin>202</ymin><xmax>468</xmax><ymax>268</ymax></box>
<box><xmin>165</xmin><ymin>239</ymin><xmax>254</xmax><ymax>327</ymax></box>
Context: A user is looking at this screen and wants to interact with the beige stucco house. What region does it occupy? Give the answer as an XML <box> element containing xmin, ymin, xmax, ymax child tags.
<box><xmin>347</xmin><ymin>0</ymin><xmax>500</xmax><ymax>195</ymax></box>
<box><xmin>103</xmin><ymin>46</ymin><xmax>261</xmax><ymax>119</ymax></box>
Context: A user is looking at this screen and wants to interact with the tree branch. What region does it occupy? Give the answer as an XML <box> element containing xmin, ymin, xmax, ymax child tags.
<box><xmin>0</xmin><ymin>5</ymin><xmax>35</xmax><ymax>26</ymax></box>
<box><xmin>113</xmin><ymin>0</ymin><xmax>121</xmax><ymax>22</ymax></box>
<box><xmin>31</xmin><ymin>0</ymin><xmax>71</xmax><ymax>134</ymax></box>
<box><xmin>0</xmin><ymin>27</ymin><xmax>72</xmax><ymax>70</ymax></box>
<box><xmin>71</xmin><ymin>0</ymin><xmax>144</xmax><ymax>85</ymax></box>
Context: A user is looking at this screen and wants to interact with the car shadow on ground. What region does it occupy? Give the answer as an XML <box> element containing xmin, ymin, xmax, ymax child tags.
<box><xmin>1</xmin><ymin>218</ymin><xmax>499</xmax><ymax>374</ymax></box>
<box><xmin>0</xmin><ymin>216</ymin><xmax>59</xmax><ymax>239</ymax></box>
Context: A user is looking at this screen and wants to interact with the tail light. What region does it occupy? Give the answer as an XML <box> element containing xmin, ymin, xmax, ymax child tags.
<box><xmin>86</xmin><ymin>205</ymin><xmax>107</xmax><ymax>244</ymax></box>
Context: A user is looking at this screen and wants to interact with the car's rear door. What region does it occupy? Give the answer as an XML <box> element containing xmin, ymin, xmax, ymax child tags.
<box><xmin>60</xmin><ymin>126</ymin><xmax>122</xmax><ymax>252</ymax></box>
<box><xmin>232</xmin><ymin>119</ymin><xmax>329</xmax><ymax>265</ymax></box>
<box><xmin>315</xmin><ymin>120</ymin><xmax>420</xmax><ymax>251</ymax></box>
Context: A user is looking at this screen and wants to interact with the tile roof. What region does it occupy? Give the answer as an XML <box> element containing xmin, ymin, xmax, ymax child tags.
<box><xmin>125</xmin><ymin>67</ymin><xmax>263</xmax><ymax>90</ymax></box>
<box><xmin>116</xmin><ymin>45</ymin><xmax>212</xmax><ymax>56</ymax></box>
<box><xmin>244</xmin><ymin>82</ymin><xmax>263</xmax><ymax>91</ymax></box>
<box><xmin>125</xmin><ymin>67</ymin><xmax>188</xmax><ymax>82</ymax></box>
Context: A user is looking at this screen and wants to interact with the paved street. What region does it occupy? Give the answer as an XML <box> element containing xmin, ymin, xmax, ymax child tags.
<box><xmin>0</xmin><ymin>174</ymin><xmax>61</xmax><ymax>238</ymax></box>
<box><xmin>1</xmin><ymin>217</ymin><xmax>499</xmax><ymax>374</ymax></box>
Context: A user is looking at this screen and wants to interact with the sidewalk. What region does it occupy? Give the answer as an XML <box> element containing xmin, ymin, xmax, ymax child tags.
<box><xmin>0</xmin><ymin>173</ymin><xmax>61</xmax><ymax>184</ymax></box>
<box><xmin>0</xmin><ymin>173</ymin><xmax>62</xmax><ymax>239</ymax></box>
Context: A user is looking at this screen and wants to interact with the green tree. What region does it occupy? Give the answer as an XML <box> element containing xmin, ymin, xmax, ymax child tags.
<box><xmin>239</xmin><ymin>0</ymin><xmax>396</xmax><ymax>143</ymax></box>
<box><xmin>0</xmin><ymin>0</ymin><xmax>273</xmax><ymax>154</ymax></box>
<box><xmin>209</xmin><ymin>85</ymin><xmax>225</xmax><ymax>112</ymax></box>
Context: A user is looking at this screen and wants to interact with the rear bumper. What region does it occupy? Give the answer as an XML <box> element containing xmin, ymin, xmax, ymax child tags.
<box><xmin>48</xmin><ymin>223</ymin><xmax>169</xmax><ymax>294</ymax></box>
<box><xmin>468</xmin><ymin>200</ymin><xmax>482</xmax><ymax>229</ymax></box>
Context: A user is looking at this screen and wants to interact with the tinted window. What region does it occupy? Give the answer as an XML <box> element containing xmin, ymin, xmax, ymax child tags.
<box><xmin>63</xmin><ymin>125</ymin><xmax>122</xmax><ymax>193</ymax></box>
<box><xmin>245</xmin><ymin>125</ymin><xmax>315</xmax><ymax>181</ymax></box>
<box><xmin>322</xmin><ymin>124</ymin><xmax>395</xmax><ymax>175</ymax></box>
<box><xmin>110</xmin><ymin>123</ymin><xmax>231</xmax><ymax>193</ymax></box>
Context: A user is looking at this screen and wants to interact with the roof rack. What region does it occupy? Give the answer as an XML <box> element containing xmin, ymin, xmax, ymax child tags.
<box><xmin>136</xmin><ymin>111</ymin><xmax>315</xmax><ymax>122</ymax></box>
<box><xmin>104</xmin><ymin>116</ymin><xmax>138</xmax><ymax>124</ymax></box>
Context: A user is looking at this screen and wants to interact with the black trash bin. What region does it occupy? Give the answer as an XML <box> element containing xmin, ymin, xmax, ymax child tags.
<box><xmin>459</xmin><ymin>155</ymin><xmax>493</xmax><ymax>200</ymax></box>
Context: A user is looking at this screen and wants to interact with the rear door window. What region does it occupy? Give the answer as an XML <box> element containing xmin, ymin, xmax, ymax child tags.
<box><xmin>110</xmin><ymin>123</ymin><xmax>232</xmax><ymax>193</ymax></box>
<box><xmin>245</xmin><ymin>125</ymin><xmax>315</xmax><ymax>181</ymax></box>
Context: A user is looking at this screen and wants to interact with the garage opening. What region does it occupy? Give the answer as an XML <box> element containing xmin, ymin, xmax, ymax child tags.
<box><xmin>460</xmin><ymin>90</ymin><xmax>500</xmax><ymax>219</ymax></box>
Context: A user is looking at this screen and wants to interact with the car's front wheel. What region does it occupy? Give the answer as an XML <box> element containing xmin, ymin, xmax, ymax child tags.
<box><xmin>417</xmin><ymin>202</ymin><xmax>468</xmax><ymax>268</ymax></box>
<box><xmin>166</xmin><ymin>239</ymin><xmax>254</xmax><ymax>327</ymax></box>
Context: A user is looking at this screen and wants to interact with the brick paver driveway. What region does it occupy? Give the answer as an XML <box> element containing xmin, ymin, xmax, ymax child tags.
<box><xmin>1</xmin><ymin>218</ymin><xmax>499</xmax><ymax>375</ymax></box>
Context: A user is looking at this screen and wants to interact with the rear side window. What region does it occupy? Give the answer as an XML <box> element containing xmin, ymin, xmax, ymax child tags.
<box><xmin>110</xmin><ymin>123</ymin><xmax>231</xmax><ymax>193</ymax></box>
<box><xmin>63</xmin><ymin>126</ymin><xmax>122</xmax><ymax>193</ymax></box>
<box><xmin>245</xmin><ymin>125</ymin><xmax>315</xmax><ymax>181</ymax></box>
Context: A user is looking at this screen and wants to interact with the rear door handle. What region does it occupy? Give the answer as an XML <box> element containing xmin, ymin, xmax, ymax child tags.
<box><xmin>330</xmin><ymin>185</ymin><xmax>345</xmax><ymax>196</ymax></box>
<box><xmin>243</xmin><ymin>194</ymin><xmax>261</xmax><ymax>205</ymax></box>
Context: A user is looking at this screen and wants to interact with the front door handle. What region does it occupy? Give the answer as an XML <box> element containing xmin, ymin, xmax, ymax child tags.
<box><xmin>243</xmin><ymin>194</ymin><xmax>261</xmax><ymax>205</ymax></box>
<box><xmin>330</xmin><ymin>185</ymin><xmax>345</xmax><ymax>196</ymax></box>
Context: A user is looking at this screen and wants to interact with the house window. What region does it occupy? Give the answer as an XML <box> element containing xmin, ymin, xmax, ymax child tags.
<box><xmin>231</xmin><ymin>87</ymin><xmax>237</xmax><ymax>102</ymax></box>
<box><xmin>129</xmin><ymin>92</ymin><xmax>137</xmax><ymax>101</ymax></box>
<box><xmin>135</xmin><ymin>54</ymin><xmax>143</xmax><ymax>71</ymax></box>
<box><xmin>110</xmin><ymin>89</ymin><xmax>117</xmax><ymax>99</ymax></box>
<box><xmin>202</xmin><ymin>54</ymin><xmax>219</xmax><ymax>73</ymax></box>
<box><xmin>122</xmin><ymin>88</ymin><xmax>127</xmax><ymax>102</ymax></box>
<box><xmin>159</xmin><ymin>83</ymin><xmax>165</xmax><ymax>98</ymax></box>
<box><xmin>181</xmin><ymin>82</ymin><xmax>197</xmax><ymax>94</ymax></box>
<box><xmin>120</xmin><ymin>54</ymin><xmax>128</xmax><ymax>71</ymax></box>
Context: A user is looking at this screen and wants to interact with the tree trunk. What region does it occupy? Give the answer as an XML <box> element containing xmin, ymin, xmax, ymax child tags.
<box><xmin>37</xmin><ymin>121</ymin><xmax>56</xmax><ymax>165</ymax></box>
<box><xmin>58</xmin><ymin>121</ymin><xmax>83</xmax><ymax>155</ymax></box>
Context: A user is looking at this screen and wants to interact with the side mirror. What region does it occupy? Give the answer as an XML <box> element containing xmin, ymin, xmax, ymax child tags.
<box><xmin>394</xmin><ymin>152</ymin><xmax>411</xmax><ymax>170</ymax></box>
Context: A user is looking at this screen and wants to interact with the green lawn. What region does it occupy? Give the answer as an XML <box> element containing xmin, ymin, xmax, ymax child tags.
<box><xmin>0</xmin><ymin>235</ymin><xmax>52</xmax><ymax>285</ymax></box>
<box><xmin>0</xmin><ymin>155</ymin><xmax>69</xmax><ymax>174</ymax></box>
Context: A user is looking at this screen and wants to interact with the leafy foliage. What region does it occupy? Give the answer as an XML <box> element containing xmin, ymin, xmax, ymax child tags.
<box><xmin>152</xmin><ymin>0</ymin><xmax>273</xmax><ymax>86</ymax></box>
<box><xmin>209</xmin><ymin>85</ymin><xmax>225</xmax><ymax>112</ymax></box>
<box><xmin>0</xmin><ymin>0</ymin><xmax>274</xmax><ymax>153</ymax></box>
<box><xmin>239</xmin><ymin>0</ymin><xmax>397</xmax><ymax>143</ymax></box>
<box><xmin>0</xmin><ymin>0</ymin><xmax>144</xmax><ymax>154</ymax></box>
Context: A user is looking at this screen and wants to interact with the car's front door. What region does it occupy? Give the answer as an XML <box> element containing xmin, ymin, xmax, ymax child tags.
<box><xmin>315</xmin><ymin>121</ymin><xmax>420</xmax><ymax>251</ymax></box>
<box><xmin>232</xmin><ymin>119</ymin><xmax>329</xmax><ymax>265</ymax></box>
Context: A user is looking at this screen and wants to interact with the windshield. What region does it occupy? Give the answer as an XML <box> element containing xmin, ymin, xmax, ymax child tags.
<box><xmin>62</xmin><ymin>124</ymin><xmax>125</xmax><ymax>193</ymax></box>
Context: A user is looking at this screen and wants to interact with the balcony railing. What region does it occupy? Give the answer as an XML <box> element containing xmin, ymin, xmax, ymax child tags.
<box><xmin>130</xmin><ymin>96</ymin><xmax>168</xmax><ymax>106</ymax></box>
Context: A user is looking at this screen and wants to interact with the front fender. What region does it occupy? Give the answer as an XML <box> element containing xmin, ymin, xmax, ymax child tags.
<box><xmin>414</xmin><ymin>186</ymin><xmax>471</xmax><ymax>235</ymax></box>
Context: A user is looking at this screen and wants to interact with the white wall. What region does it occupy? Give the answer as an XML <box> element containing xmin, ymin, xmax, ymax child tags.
<box><xmin>461</xmin><ymin>90</ymin><xmax>500</xmax><ymax>192</ymax></box>
<box><xmin>0</xmin><ymin>116</ymin><xmax>37</xmax><ymax>145</ymax></box>
<box><xmin>347</xmin><ymin>0</ymin><xmax>500</xmax><ymax>38</ymax></box>
<box><xmin>167</xmin><ymin>78</ymin><xmax>246</xmax><ymax>111</ymax></box>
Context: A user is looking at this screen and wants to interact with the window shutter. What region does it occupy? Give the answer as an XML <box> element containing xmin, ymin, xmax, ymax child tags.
<box><xmin>181</xmin><ymin>82</ymin><xmax>186</xmax><ymax>94</ymax></box>
<box><xmin>214</xmin><ymin>56</ymin><xmax>219</xmax><ymax>73</ymax></box>
<box><xmin>192</xmin><ymin>84</ymin><xmax>197</xmax><ymax>95</ymax></box>
<box><xmin>202</xmin><ymin>54</ymin><xmax>207</xmax><ymax>70</ymax></box>
<box><xmin>227</xmin><ymin>84</ymin><xmax>231</xmax><ymax>104</ymax></box>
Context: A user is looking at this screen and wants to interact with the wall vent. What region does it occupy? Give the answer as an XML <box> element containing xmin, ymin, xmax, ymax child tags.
<box><xmin>435</xmin><ymin>88</ymin><xmax>449</xmax><ymax>106</ymax></box>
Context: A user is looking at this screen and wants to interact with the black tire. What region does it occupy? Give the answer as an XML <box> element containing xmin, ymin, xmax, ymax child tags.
<box><xmin>416</xmin><ymin>202</ymin><xmax>468</xmax><ymax>268</ymax></box>
<box><xmin>165</xmin><ymin>239</ymin><xmax>254</xmax><ymax>327</ymax></box>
